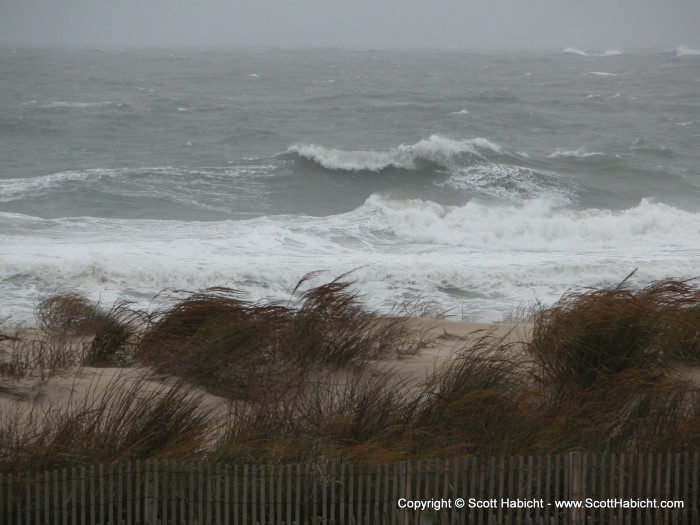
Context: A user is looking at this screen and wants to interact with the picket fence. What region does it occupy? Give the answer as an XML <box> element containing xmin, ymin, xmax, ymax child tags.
<box><xmin>0</xmin><ymin>452</ymin><xmax>698</xmax><ymax>525</ymax></box>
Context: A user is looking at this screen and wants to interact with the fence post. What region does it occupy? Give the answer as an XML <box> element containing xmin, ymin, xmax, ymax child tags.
<box><xmin>567</xmin><ymin>452</ymin><xmax>583</xmax><ymax>525</ymax></box>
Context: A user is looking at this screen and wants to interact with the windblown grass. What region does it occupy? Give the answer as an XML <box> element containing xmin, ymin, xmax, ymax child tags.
<box><xmin>0</xmin><ymin>325</ymin><xmax>83</xmax><ymax>379</ymax></box>
<box><xmin>35</xmin><ymin>293</ymin><xmax>143</xmax><ymax>367</ymax></box>
<box><xmin>410</xmin><ymin>331</ymin><xmax>538</xmax><ymax>457</ymax></box>
<box><xmin>214</xmin><ymin>367</ymin><xmax>423</xmax><ymax>464</ymax></box>
<box><xmin>3</xmin><ymin>275</ymin><xmax>700</xmax><ymax>470</ymax></box>
<box><xmin>0</xmin><ymin>372</ymin><xmax>215</xmax><ymax>472</ymax></box>
<box><xmin>527</xmin><ymin>277</ymin><xmax>700</xmax><ymax>398</ymax></box>
<box><xmin>137</xmin><ymin>277</ymin><xmax>415</xmax><ymax>399</ymax></box>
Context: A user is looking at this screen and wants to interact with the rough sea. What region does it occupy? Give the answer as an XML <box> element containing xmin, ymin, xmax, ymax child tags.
<box><xmin>1</xmin><ymin>46</ymin><xmax>699</xmax><ymax>323</ymax></box>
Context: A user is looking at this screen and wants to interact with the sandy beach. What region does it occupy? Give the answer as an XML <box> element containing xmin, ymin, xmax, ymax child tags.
<box><xmin>0</xmin><ymin>318</ymin><xmax>531</xmax><ymax>419</ymax></box>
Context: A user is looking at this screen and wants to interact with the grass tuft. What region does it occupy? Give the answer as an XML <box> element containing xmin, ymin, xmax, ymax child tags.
<box><xmin>3</xmin><ymin>275</ymin><xmax>700</xmax><ymax>469</ymax></box>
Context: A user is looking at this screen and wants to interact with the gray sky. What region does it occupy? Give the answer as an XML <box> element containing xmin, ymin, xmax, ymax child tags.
<box><xmin>1</xmin><ymin>0</ymin><xmax>698</xmax><ymax>50</ymax></box>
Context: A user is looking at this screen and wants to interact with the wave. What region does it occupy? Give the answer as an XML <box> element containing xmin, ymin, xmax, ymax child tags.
<box><xmin>676</xmin><ymin>46</ymin><xmax>700</xmax><ymax>56</ymax></box>
<box><xmin>562</xmin><ymin>47</ymin><xmax>622</xmax><ymax>57</ymax></box>
<box><xmin>287</xmin><ymin>135</ymin><xmax>502</xmax><ymax>172</ymax></box>
<box><xmin>0</xmin><ymin>165</ymin><xmax>276</xmax><ymax>206</ymax></box>
<box><xmin>0</xmin><ymin>170</ymin><xmax>103</xmax><ymax>201</ymax></box>
<box><xmin>3</xmin><ymin>197</ymin><xmax>700</xmax><ymax>323</ymax></box>
<box><xmin>589</xmin><ymin>71</ymin><xmax>618</xmax><ymax>76</ymax></box>
<box><xmin>364</xmin><ymin>196</ymin><xmax>700</xmax><ymax>251</ymax></box>
<box><xmin>547</xmin><ymin>149</ymin><xmax>605</xmax><ymax>159</ymax></box>
<box><xmin>629</xmin><ymin>138</ymin><xmax>678</xmax><ymax>158</ymax></box>
<box><xmin>439</xmin><ymin>165</ymin><xmax>575</xmax><ymax>206</ymax></box>
<box><xmin>38</xmin><ymin>100</ymin><xmax>132</xmax><ymax>109</ymax></box>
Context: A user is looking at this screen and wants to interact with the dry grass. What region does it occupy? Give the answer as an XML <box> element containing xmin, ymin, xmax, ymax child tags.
<box><xmin>35</xmin><ymin>293</ymin><xmax>143</xmax><ymax>367</ymax></box>
<box><xmin>0</xmin><ymin>326</ymin><xmax>83</xmax><ymax>379</ymax></box>
<box><xmin>527</xmin><ymin>278</ymin><xmax>700</xmax><ymax>398</ymax></box>
<box><xmin>213</xmin><ymin>367</ymin><xmax>424</xmax><ymax>464</ymax></box>
<box><xmin>136</xmin><ymin>277</ymin><xmax>416</xmax><ymax>399</ymax></box>
<box><xmin>0</xmin><ymin>372</ymin><xmax>215</xmax><ymax>472</ymax></box>
<box><xmin>3</xmin><ymin>276</ymin><xmax>700</xmax><ymax>469</ymax></box>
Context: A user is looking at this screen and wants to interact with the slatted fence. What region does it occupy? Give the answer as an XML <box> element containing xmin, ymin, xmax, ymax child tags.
<box><xmin>1</xmin><ymin>453</ymin><xmax>698</xmax><ymax>524</ymax></box>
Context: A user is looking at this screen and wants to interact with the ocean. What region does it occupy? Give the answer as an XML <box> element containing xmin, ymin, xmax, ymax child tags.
<box><xmin>1</xmin><ymin>46</ymin><xmax>699</xmax><ymax>323</ymax></box>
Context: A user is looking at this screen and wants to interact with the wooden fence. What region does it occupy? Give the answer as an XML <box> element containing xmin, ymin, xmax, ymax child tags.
<box><xmin>0</xmin><ymin>453</ymin><xmax>698</xmax><ymax>525</ymax></box>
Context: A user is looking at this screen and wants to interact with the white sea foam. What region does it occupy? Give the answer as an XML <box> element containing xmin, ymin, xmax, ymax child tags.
<box><xmin>452</xmin><ymin>109</ymin><xmax>470</xmax><ymax>115</ymax></box>
<box><xmin>0</xmin><ymin>170</ymin><xmax>102</xmax><ymax>201</ymax></box>
<box><xmin>40</xmin><ymin>100</ymin><xmax>131</xmax><ymax>109</ymax></box>
<box><xmin>547</xmin><ymin>149</ymin><xmax>605</xmax><ymax>159</ymax></box>
<box><xmin>676</xmin><ymin>46</ymin><xmax>700</xmax><ymax>56</ymax></box>
<box><xmin>1</xmin><ymin>196</ymin><xmax>699</xmax><ymax>323</ymax></box>
<box><xmin>562</xmin><ymin>48</ymin><xmax>622</xmax><ymax>57</ymax></box>
<box><xmin>562</xmin><ymin>47</ymin><xmax>588</xmax><ymax>56</ymax></box>
<box><xmin>364</xmin><ymin>196</ymin><xmax>700</xmax><ymax>251</ymax></box>
<box><xmin>589</xmin><ymin>71</ymin><xmax>618</xmax><ymax>76</ymax></box>
<box><xmin>288</xmin><ymin>135</ymin><xmax>501</xmax><ymax>172</ymax></box>
<box><xmin>440</xmin><ymin>165</ymin><xmax>575</xmax><ymax>206</ymax></box>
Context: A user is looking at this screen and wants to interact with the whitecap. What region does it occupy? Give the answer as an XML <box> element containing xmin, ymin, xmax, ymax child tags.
<box><xmin>40</xmin><ymin>100</ymin><xmax>130</xmax><ymax>109</ymax></box>
<box><xmin>562</xmin><ymin>47</ymin><xmax>588</xmax><ymax>56</ymax></box>
<box><xmin>364</xmin><ymin>195</ymin><xmax>700</xmax><ymax>251</ymax></box>
<box><xmin>562</xmin><ymin>48</ymin><xmax>622</xmax><ymax>57</ymax></box>
<box><xmin>440</xmin><ymin>165</ymin><xmax>575</xmax><ymax>206</ymax></box>
<box><xmin>287</xmin><ymin>135</ymin><xmax>501</xmax><ymax>172</ymax></box>
<box><xmin>2</xmin><ymin>197</ymin><xmax>700</xmax><ymax>323</ymax></box>
<box><xmin>676</xmin><ymin>46</ymin><xmax>700</xmax><ymax>56</ymax></box>
<box><xmin>547</xmin><ymin>149</ymin><xmax>605</xmax><ymax>159</ymax></box>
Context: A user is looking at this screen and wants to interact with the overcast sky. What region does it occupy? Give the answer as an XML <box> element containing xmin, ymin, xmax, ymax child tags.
<box><xmin>1</xmin><ymin>0</ymin><xmax>698</xmax><ymax>50</ymax></box>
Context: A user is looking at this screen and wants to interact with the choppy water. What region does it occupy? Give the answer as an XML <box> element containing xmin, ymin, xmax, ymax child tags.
<box><xmin>1</xmin><ymin>47</ymin><xmax>699</xmax><ymax>322</ymax></box>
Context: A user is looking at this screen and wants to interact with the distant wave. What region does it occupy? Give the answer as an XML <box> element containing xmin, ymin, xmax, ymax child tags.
<box><xmin>0</xmin><ymin>165</ymin><xmax>274</xmax><ymax>205</ymax></box>
<box><xmin>287</xmin><ymin>135</ymin><xmax>501</xmax><ymax>172</ymax></box>
<box><xmin>589</xmin><ymin>71</ymin><xmax>618</xmax><ymax>76</ymax></box>
<box><xmin>562</xmin><ymin>47</ymin><xmax>622</xmax><ymax>57</ymax></box>
<box><xmin>676</xmin><ymin>46</ymin><xmax>700</xmax><ymax>56</ymax></box>
<box><xmin>0</xmin><ymin>170</ymin><xmax>100</xmax><ymax>201</ymax></box>
<box><xmin>547</xmin><ymin>149</ymin><xmax>605</xmax><ymax>159</ymax></box>
<box><xmin>38</xmin><ymin>100</ymin><xmax>132</xmax><ymax>109</ymax></box>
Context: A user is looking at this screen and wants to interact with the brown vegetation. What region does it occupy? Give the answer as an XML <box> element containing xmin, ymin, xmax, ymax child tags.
<box><xmin>2</xmin><ymin>276</ymin><xmax>700</xmax><ymax>471</ymax></box>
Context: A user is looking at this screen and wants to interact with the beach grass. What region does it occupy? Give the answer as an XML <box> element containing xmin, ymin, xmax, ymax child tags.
<box><xmin>2</xmin><ymin>276</ymin><xmax>700</xmax><ymax>470</ymax></box>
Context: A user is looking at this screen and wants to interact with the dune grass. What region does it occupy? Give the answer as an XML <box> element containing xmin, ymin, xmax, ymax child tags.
<box><xmin>136</xmin><ymin>278</ymin><xmax>415</xmax><ymax>399</ymax></box>
<box><xmin>527</xmin><ymin>278</ymin><xmax>700</xmax><ymax>398</ymax></box>
<box><xmin>36</xmin><ymin>293</ymin><xmax>144</xmax><ymax>366</ymax></box>
<box><xmin>0</xmin><ymin>372</ymin><xmax>215</xmax><ymax>472</ymax></box>
<box><xmin>2</xmin><ymin>276</ymin><xmax>700</xmax><ymax>471</ymax></box>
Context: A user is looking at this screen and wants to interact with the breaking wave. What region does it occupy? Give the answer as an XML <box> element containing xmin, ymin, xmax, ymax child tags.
<box><xmin>365</xmin><ymin>196</ymin><xmax>700</xmax><ymax>250</ymax></box>
<box><xmin>439</xmin><ymin>165</ymin><xmax>575</xmax><ymax>206</ymax></box>
<box><xmin>562</xmin><ymin>48</ymin><xmax>623</xmax><ymax>57</ymax></box>
<box><xmin>287</xmin><ymin>135</ymin><xmax>502</xmax><ymax>172</ymax></box>
<box><xmin>547</xmin><ymin>149</ymin><xmax>605</xmax><ymax>159</ymax></box>
<box><xmin>0</xmin><ymin>170</ymin><xmax>103</xmax><ymax>201</ymax></box>
<box><xmin>676</xmin><ymin>46</ymin><xmax>700</xmax><ymax>56</ymax></box>
<box><xmin>38</xmin><ymin>100</ymin><xmax>132</xmax><ymax>109</ymax></box>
